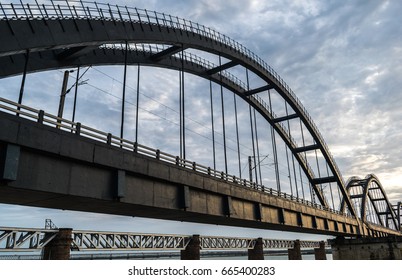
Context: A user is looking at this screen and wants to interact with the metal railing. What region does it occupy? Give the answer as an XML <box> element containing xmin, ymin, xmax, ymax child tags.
<box><xmin>0</xmin><ymin>96</ymin><xmax>346</xmax><ymax>216</ymax></box>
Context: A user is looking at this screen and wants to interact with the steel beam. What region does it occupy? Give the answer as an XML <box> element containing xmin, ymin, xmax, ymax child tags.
<box><xmin>206</xmin><ymin>60</ymin><xmax>238</xmax><ymax>75</ymax></box>
<box><xmin>273</xmin><ymin>113</ymin><xmax>299</xmax><ymax>123</ymax></box>
<box><xmin>244</xmin><ymin>84</ymin><xmax>275</xmax><ymax>96</ymax></box>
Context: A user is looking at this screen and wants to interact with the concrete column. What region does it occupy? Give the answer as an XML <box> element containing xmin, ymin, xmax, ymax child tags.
<box><xmin>288</xmin><ymin>239</ymin><xmax>302</xmax><ymax>260</ymax></box>
<box><xmin>181</xmin><ymin>234</ymin><xmax>200</xmax><ymax>260</ymax></box>
<box><xmin>330</xmin><ymin>236</ymin><xmax>402</xmax><ymax>260</ymax></box>
<box><xmin>314</xmin><ymin>241</ymin><xmax>327</xmax><ymax>260</ymax></box>
<box><xmin>248</xmin><ymin>237</ymin><xmax>264</xmax><ymax>260</ymax></box>
<box><xmin>42</xmin><ymin>228</ymin><xmax>73</xmax><ymax>260</ymax></box>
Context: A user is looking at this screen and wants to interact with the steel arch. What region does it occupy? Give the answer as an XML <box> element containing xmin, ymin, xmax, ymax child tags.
<box><xmin>0</xmin><ymin>1</ymin><xmax>357</xmax><ymax>217</ymax></box>
<box><xmin>343</xmin><ymin>174</ymin><xmax>398</xmax><ymax>231</ymax></box>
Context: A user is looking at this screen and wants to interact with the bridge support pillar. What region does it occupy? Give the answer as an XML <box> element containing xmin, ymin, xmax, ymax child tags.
<box><xmin>330</xmin><ymin>236</ymin><xmax>402</xmax><ymax>260</ymax></box>
<box><xmin>248</xmin><ymin>237</ymin><xmax>264</xmax><ymax>260</ymax></box>
<box><xmin>314</xmin><ymin>241</ymin><xmax>327</xmax><ymax>260</ymax></box>
<box><xmin>181</xmin><ymin>234</ymin><xmax>200</xmax><ymax>260</ymax></box>
<box><xmin>288</xmin><ymin>239</ymin><xmax>302</xmax><ymax>260</ymax></box>
<box><xmin>42</xmin><ymin>228</ymin><xmax>73</xmax><ymax>260</ymax></box>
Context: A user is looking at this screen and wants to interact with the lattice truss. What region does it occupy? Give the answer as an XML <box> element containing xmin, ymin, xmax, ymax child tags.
<box><xmin>0</xmin><ymin>227</ymin><xmax>57</xmax><ymax>251</ymax></box>
<box><xmin>71</xmin><ymin>231</ymin><xmax>191</xmax><ymax>251</ymax></box>
<box><xmin>0</xmin><ymin>227</ymin><xmax>328</xmax><ymax>251</ymax></box>
<box><xmin>200</xmin><ymin>237</ymin><xmax>256</xmax><ymax>250</ymax></box>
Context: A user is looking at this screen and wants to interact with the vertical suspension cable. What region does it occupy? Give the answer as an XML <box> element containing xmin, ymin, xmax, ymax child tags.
<box><xmin>219</xmin><ymin>56</ymin><xmax>228</xmax><ymax>174</ymax></box>
<box><xmin>299</xmin><ymin>119</ymin><xmax>314</xmax><ymax>202</ymax></box>
<box><xmin>17</xmin><ymin>49</ymin><xmax>30</xmax><ymax>114</ymax></box>
<box><xmin>209</xmin><ymin>80</ymin><xmax>216</xmax><ymax>171</ymax></box>
<box><xmin>120</xmin><ymin>41</ymin><xmax>128</xmax><ymax>140</ymax></box>
<box><xmin>267</xmin><ymin>89</ymin><xmax>281</xmax><ymax>192</ymax></box>
<box><xmin>234</xmin><ymin>93</ymin><xmax>242</xmax><ymax>178</ymax></box>
<box><xmin>246</xmin><ymin>70</ymin><xmax>257</xmax><ymax>184</ymax></box>
<box><xmin>285</xmin><ymin>102</ymin><xmax>299</xmax><ymax>198</ymax></box>
<box><xmin>337</xmin><ymin>180</ymin><xmax>342</xmax><ymax>210</ymax></box>
<box><xmin>135</xmin><ymin>65</ymin><xmax>140</xmax><ymax>144</ymax></box>
<box><xmin>285</xmin><ymin>144</ymin><xmax>294</xmax><ymax>196</ymax></box>
<box><xmin>181</xmin><ymin>47</ymin><xmax>186</xmax><ymax>160</ymax></box>
<box><xmin>298</xmin><ymin>164</ymin><xmax>306</xmax><ymax>200</ymax></box>
<box><xmin>314</xmin><ymin>147</ymin><xmax>323</xmax><ymax>201</ymax></box>
<box><xmin>72</xmin><ymin>66</ymin><xmax>80</xmax><ymax>123</ymax></box>
<box><xmin>326</xmin><ymin>164</ymin><xmax>336</xmax><ymax>210</ymax></box>
<box><xmin>253</xmin><ymin>109</ymin><xmax>263</xmax><ymax>186</ymax></box>
<box><xmin>179</xmin><ymin>69</ymin><xmax>183</xmax><ymax>159</ymax></box>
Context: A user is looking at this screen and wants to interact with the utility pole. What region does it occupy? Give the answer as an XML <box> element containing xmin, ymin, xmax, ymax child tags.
<box><xmin>57</xmin><ymin>70</ymin><xmax>70</xmax><ymax>127</ymax></box>
<box><xmin>57</xmin><ymin>70</ymin><xmax>73</xmax><ymax>128</ymax></box>
<box><xmin>248</xmin><ymin>156</ymin><xmax>253</xmax><ymax>183</ymax></box>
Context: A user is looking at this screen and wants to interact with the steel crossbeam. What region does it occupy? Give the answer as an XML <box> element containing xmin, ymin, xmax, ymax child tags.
<box><xmin>0</xmin><ymin>227</ymin><xmax>57</xmax><ymax>251</ymax></box>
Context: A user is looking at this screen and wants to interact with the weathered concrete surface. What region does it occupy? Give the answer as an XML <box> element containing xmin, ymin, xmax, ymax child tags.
<box><xmin>248</xmin><ymin>237</ymin><xmax>264</xmax><ymax>260</ymax></box>
<box><xmin>181</xmin><ymin>235</ymin><xmax>201</xmax><ymax>260</ymax></box>
<box><xmin>314</xmin><ymin>241</ymin><xmax>327</xmax><ymax>260</ymax></box>
<box><xmin>330</xmin><ymin>236</ymin><xmax>402</xmax><ymax>260</ymax></box>
<box><xmin>42</xmin><ymin>228</ymin><xmax>73</xmax><ymax>260</ymax></box>
<box><xmin>288</xmin><ymin>240</ymin><xmax>302</xmax><ymax>260</ymax></box>
<box><xmin>0</xmin><ymin>111</ymin><xmax>389</xmax><ymax>236</ymax></box>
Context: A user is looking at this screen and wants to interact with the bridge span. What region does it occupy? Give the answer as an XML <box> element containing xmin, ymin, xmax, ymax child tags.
<box><xmin>0</xmin><ymin>98</ymin><xmax>398</xmax><ymax>237</ymax></box>
<box><xmin>0</xmin><ymin>224</ymin><xmax>328</xmax><ymax>260</ymax></box>
<box><xmin>0</xmin><ymin>1</ymin><xmax>401</xmax><ymax>239</ymax></box>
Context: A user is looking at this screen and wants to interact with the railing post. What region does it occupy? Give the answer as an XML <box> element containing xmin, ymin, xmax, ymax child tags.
<box><xmin>75</xmin><ymin>122</ymin><xmax>81</xmax><ymax>135</ymax></box>
<box><xmin>42</xmin><ymin>228</ymin><xmax>73</xmax><ymax>260</ymax></box>
<box><xmin>107</xmin><ymin>133</ymin><xmax>112</xmax><ymax>145</ymax></box>
<box><xmin>181</xmin><ymin>234</ymin><xmax>200</xmax><ymax>260</ymax></box>
<box><xmin>37</xmin><ymin>110</ymin><xmax>44</xmax><ymax>124</ymax></box>
<box><xmin>156</xmin><ymin>149</ymin><xmax>160</xmax><ymax>160</ymax></box>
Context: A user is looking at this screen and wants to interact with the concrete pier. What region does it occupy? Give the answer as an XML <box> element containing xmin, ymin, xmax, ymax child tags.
<box><xmin>314</xmin><ymin>241</ymin><xmax>327</xmax><ymax>260</ymax></box>
<box><xmin>248</xmin><ymin>237</ymin><xmax>264</xmax><ymax>260</ymax></box>
<box><xmin>330</xmin><ymin>236</ymin><xmax>402</xmax><ymax>260</ymax></box>
<box><xmin>42</xmin><ymin>228</ymin><xmax>73</xmax><ymax>260</ymax></box>
<box><xmin>288</xmin><ymin>240</ymin><xmax>302</xmax><ymax>260</ymax></box>
<box><xmin>181</xmin><ymin>235</ymin><xmax>201</xmax><ymax>260</ymax></box>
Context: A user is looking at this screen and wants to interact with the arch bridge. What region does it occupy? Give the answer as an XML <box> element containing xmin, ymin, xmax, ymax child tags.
<box><xmin>0</xmin><ymin>1</ymin><xmax>400</xmax><ymax>237</ymax></box>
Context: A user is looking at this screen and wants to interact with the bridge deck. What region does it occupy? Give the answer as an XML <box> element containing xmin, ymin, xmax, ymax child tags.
<box><xmin>0</xmin><ymin>105</ymin><xmax>397</xmax><ymax>237</ymax></box>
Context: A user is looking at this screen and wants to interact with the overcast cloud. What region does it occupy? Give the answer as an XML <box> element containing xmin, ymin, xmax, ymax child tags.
<box><xmin>1</xmin><ymin>0</ymin><xmax>401</xmax><ymax>239</ymax></box>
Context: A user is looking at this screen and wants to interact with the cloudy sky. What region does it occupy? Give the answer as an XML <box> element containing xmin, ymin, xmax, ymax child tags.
<box><xmin>1</xmin><ymin>0</ymin><xmax>401</xmax><ymax>240</ymax></box>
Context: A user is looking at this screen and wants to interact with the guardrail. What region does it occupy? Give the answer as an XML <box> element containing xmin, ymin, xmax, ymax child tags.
<box><xmin>0</xmin><ymin>96</ymin><xmax>346</xmax><ymax>216</ymax></box>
